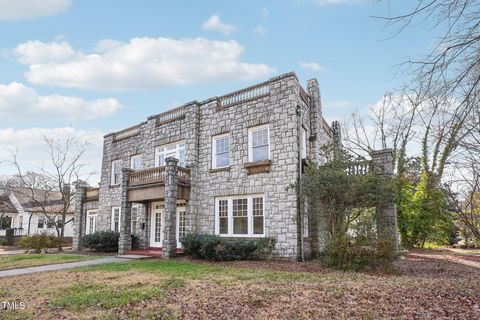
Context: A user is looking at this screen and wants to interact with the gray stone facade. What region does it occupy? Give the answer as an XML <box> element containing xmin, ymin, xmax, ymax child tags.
<box><xmin>72</xmin><ymin>72</ymin><xmax>339</xmax><ymax>259</ymax></box>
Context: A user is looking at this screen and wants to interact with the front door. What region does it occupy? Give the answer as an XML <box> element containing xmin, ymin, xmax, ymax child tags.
<box><xmin>150</xmin><ymin>202</ymin><xmax>164</xmax><ymax>247</ymax></box>
<box><xmin>149</xmin><ymin>202</ymin><xmax>185</xmax><ymax>249</ymax></box>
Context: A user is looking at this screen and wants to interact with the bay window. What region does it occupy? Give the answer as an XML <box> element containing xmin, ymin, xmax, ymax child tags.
<box><xmin>215</xmin><ymin>195</ymin><xmax>265</xmax><ymax>237</ymax></box>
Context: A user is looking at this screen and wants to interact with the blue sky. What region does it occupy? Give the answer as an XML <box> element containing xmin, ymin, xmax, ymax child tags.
<box><xmin>0</xmin><ymin>0</ymin><xmax>438</xmax><ymax>181</ymax></box>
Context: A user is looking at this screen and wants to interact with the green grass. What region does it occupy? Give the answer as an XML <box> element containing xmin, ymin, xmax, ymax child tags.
<box><xmin>0</xmin><ymin>254</ymin><xmax>95</xmax><ymax>271</ymax></box>
<box><xmin>52</xmin><ymin>282</ymin><xmax>164</xmax><ymax>309</ymax></box>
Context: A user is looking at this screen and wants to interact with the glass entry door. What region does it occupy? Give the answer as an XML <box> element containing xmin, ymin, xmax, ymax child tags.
<box><xmin>150</xmin><ymin>202</ymin><xmax>164</xmax><ymax>247</ymax></box>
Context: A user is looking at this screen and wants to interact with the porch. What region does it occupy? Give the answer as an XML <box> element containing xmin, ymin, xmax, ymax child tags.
<box><xmin>126</xmin><ymin>248</ymin><xmax>185</xmax><ymax>258</ymax></box>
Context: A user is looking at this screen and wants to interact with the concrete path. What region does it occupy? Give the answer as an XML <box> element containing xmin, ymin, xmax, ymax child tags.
<box><xmin>0</xmin><ymin>256</ymin><xmax>131</xmax><ymax>278</ymax></box>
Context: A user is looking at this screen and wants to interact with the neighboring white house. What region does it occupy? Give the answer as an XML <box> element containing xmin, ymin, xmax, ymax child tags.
<box><xmin>0</xmin><ymin>188</ymin><xmax>74</xmax><ymax>237</ymax></box>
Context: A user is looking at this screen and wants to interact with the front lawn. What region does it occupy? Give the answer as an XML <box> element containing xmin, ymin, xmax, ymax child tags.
<box><xmin>0</xmin><ymin>253</ymin><xmax>95</xmax><ymax>271</ymax></box>
<box><xmin>0</xmin><ymin>250</ymin><xmax>479</xmax><ymax>319</ymax></box>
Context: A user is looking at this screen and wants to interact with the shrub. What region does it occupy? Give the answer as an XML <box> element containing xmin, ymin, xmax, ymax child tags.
<box><xmin>181</xmin><ymin>233</ymin><xmax>276</xmax><ymax>261</ymax></box>
<box><xmin>321</xmin><ymin>236</ymin><xmax>396</xmax><ymax>272</ymax></box>
<box><xmin>80</xmin><ymin>230</ymin><xmax>119</xmax><ymax>252</ymax></box>
<box><xmin>18</xmin><ymin>233</ymin><xmax>64</xmax><ymax>253</ymax></box>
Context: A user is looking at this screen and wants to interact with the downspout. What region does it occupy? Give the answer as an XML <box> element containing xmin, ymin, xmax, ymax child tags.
<box><xmin>296</xmin><ymin>105</ymin><xmax>305</xmax><ymax>262</ymax></box>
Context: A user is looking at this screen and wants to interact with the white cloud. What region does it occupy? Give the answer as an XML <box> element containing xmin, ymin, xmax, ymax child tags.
<box><xmin>261</xmin><ymin>7</ymin><xmax>269</xmax><ymax>18</ymax></box>
<box><xmin>202</xmin><ymin>14</ymin><xmax>236</xmax><ymax>35</ymax></box>
<box><xmin>0</xmin><ymin>82</ymin><xmax>122</xmax><ymax>120</ymax></box>
<box><xmin>0</xmin><ymin>0</ymin><xmax>72</xmax><ymax>21</ymax></box>
<box><xmin>325</xmin><ymin>100</ymin><xmax>352</xmax><ymax>108</ymax></box>
<box><xmin>0</xmin><ymin>127</ymin><xmax>103</xmax><ymax>184</ymax></box>
<box><xmin>14</xmin><ymin>38</ymin><xmax>275</xmax><ymax>91</ymax></box>
<box><xmin>299</xmin><ymin>61</ymin><xmax>326</xmax><ymax>71</ymax></box>
<box><xmin>254</xmin><ymin>25</ymin><xmax>267</xmax><ymax>36</ymax></box>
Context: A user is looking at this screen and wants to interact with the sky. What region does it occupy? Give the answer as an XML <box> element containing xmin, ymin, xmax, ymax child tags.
<box><xmin>0</xmin><ymin>0</ymin><xmax>440</xmax><ymax>183</ymax></box>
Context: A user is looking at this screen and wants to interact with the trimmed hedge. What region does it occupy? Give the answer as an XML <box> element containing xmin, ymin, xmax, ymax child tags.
<box><xmin>18</xmin><ymin>233</ymin><xmax>64</xmax><ymax>253</ymax></box>
<box><xmin>80</xmin><ymin>230</ymin><xmax>119</xmax><ymax>252</ymax></box>
<box><xmin>181</xmin><ymin>233</ymin><xmax>276</xmax><ymax>261</ymax></box>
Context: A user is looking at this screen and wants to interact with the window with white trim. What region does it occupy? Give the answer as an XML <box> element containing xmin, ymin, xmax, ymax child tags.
<box><xmin>111</xmin><ymin>160</ymin><xmax>122</xmax><ymax>185</ymax></box>
<box><xmin>215</xmin><ymin>195</ymin><xmax>265</xmax><ymax>237</ymax></box>
<box><xmin>131</xmin><ymin>205</ymin><xmax>139</xmax><ymax>234</ymax></box>
<box><xmin>37</xmin><ymin>218</ymin><xmax>44</xmax><ymax>229</ymax></box>
<box><xmin>300</xmin><ymin>126</ymin><xmax>307</xmax><ymax>159</ymax></box>
<box><xmin>130</xmin><ymin>154</ymin><xmax>142</xmax><ymax>170</ymax></box>
<box><xmin>212</xmin><ymin>134</ymin><xmax>230</xmax><ymax>168</ymax></box>
<box><xmin>178</xmin><ymin>210</ymin><xmax>186</xmax><ymax>241</ymax></box>
<box><xmin>111</xmin><ymin>207</ymin><xmax>121</xmax><ymax>232</ymax></box>
<box><xmin>86</xmin><ymin>210</ymin><xmax>97</xmax><ymax>235</ymax></box>
<box><xmin>248</xmin><ymin>125</ymin><xmax>270</xmax><ymax>162</ymax></box>
<box><xmin>155</xmin><ymin>141</ymin><xmax>185</xmax><ymax>167</ymax></box>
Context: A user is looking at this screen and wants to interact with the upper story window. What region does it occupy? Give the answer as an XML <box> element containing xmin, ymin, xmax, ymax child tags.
<box><xmin>248</xmin><ymin>125</ymin><xmax>270</xmax><ymax>162</ymax></box>
<box><xmin>111</xmin><ymin>160</ymin><xmax>122</xmax><ymax>185</ymax></box>
<box><xmin>212</xmin><ymin>134</ymin><xmax>230</xmax><ymax>169</ymax></box>
<box><xmin>130</xmin><ymin>154</ymin><xmax>142</xmax><ymax>170</ymax></box>
<box><xmin>300</xmin><ymin>126</ymin><xmax>307</xmax><ymax>159</ymax></box>
<box><xmin>155</xmin><ymin>141</ymin><xmax>185</xmax><ymax>167</ymax></box>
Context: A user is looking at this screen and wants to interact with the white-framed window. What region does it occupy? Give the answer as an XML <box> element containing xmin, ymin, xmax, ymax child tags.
<box><xmin>300</xmin><ymin>126</ymin><xmax>307</xmax><ymax>159</ymax></box>
<box><xmin>212</xmin><ymin>134</ymin><xmax>230</xmax><ymax>169</ymax></box>
<box><xmin>18</xmin><ymin>215</ymin><xmax>23</xmax><ymax>229</ymax></box>
<box><xmin>178</xmin><ymin>210</ymin><xmax>186</xmax><ymax>241</ymax></box>
<box><xmin>86</xmin><ymin>210</ymin><xmax>97</xmax><ymax>235</ymax></box>
<box><xmin>155</xmin><ymin>141</ymin><xmax>185</xmax><ymax>167</ymax></box>
<box><xmin>111</xmin><ymin>207</ymin><xmax>121</xmax><ymax>232</ymax></box>
<box><xmin>248</xmin><ymin>125</ymin><xmax>270</xmax><ymax>162</ymax></box>
<box><xmin>131</xmin><ymin>205</ymin><xmax>139</xmax><ymax>234</ymax></box>
<box><xmin>130</xmin><ymin>154</ymin><xmax>142</xmax><ymax>170</ymax></box>
<box><xmin>215</xmin><ymin>195</ymin><xmax>265</xmax><ymax>237</ymax></box>
<box><xmin>37</xmin><ymin>218</ymin><xmax>45</xmax><ymax>229</ymax></box>
<box><xmin>111</xmin><ymin>160</ymin><xmax>122</xmax><ymax>185</ymax></box>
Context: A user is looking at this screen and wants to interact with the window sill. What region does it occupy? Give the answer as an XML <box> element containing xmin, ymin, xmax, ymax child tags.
<box><xmin>209</xmin><ymin>166</ymin><xmax>231</xmax><ymax>173</ymax></box>
<box><xmin>244</xmin><ymin>160</ymin><xmax>272</xmax><ymax>175</ymax></box>
<box><xmin>109</xmin><ymin>184</ymin><xmax>120</xmax><ymax>189</ymax></box>
<box><xmin>218</xmin><ymin>234</ymin><xmax>266</xmax><ymax>239</ymax></box>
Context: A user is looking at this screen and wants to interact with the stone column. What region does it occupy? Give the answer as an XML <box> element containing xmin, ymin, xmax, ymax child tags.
<box><xmin>371</xmin><ymin>149</ymin><xmax>398</xmax><ymax>253</ymax></box>
<box><xmin>163</xmin><ymin>157</ymin><xmax>179</xmax><ymax>258</ymax></box>
<box><xmin>118</xmin><ymin>168</ymin><xmax>133</xmax><ymax>255</ymax></box>
<box><xmin>72</xmin><ymin>181</ymin><xmax>87</xmax><ymax>251</ymax></box>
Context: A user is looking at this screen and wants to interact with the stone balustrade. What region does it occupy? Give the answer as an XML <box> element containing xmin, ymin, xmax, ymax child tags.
<box><xmin>156</xmin><ymin>106</ymin><xmax>186</xmax><ymax>125</ymax></box>
<box><xmin>129</xmin><ymin>166</ymin><xmax>190</xmax><ymax>187</ymax></box>
<box><xmin>218</xmin><ymin>83</ymin><xmax>270</xmax><ymax>108</ymax></box>
<box><xmin>346</xmin><ymin>160</ymin><xmax>373</xmax><ymax>175</ymax></box>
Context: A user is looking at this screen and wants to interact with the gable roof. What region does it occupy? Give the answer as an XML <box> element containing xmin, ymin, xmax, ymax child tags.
<box><xmin>8</xmin><ymin>187</ymin><xmax>74</xmax><ymax>214</ymax></box>
<box><xmin>0</xmin><ymin>194</ymin><xmax>17</xmax><ymax>214</ymax></box>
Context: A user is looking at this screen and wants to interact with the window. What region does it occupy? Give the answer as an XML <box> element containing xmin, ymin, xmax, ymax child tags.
<box><xmin>178</xmin><ymin>210</ymin><xmax>186</xmax><ymax>241</ymax></box>
<box><xmin>155</xmin><ymin>141</ymin><xmax>185</xmax><ymax>167</ymax></box>
<box><xmin>215</xmin><ymin>195</ymin><xmax>265</xmax><ymax>237</ymax></box>
<box><xmin>212</xmin><ymin>134</ymin><xmax>230</xmax><ymax>168</ymax></box>
<box><xmin>86</xmin><ymin>210</ymin><xmax>97</xmax><ymax>235</ymax></box>
<box><xmin>248</xmin><ymin>125</ymin><xmax>270</xmax><ymax>162</ymax></box>
<box><xmin>131</xmin><ymin>205</ymin><xmax>139</xmax><ymax>234</ymax></box>
<box><xmin>18</xmin><ymin>216</ymin><xmax>23</xmax><ymax>229</ymax></box>
<box><xmin>300</xmin><ymin>126</ymin><xmax>307</xmax><ymax>159</ymax></box>
<box><xmin>37</xmin><ymin>218</ymin><xmax>44</xmax><ymax>229</ymax></box>
<box><xmin>130</xmin><ymin>154</ymin><xmax>142</xmax><ymax>170</ymax></box>
<box><xmin>111</xmin><ymin>207</ymin><xmax>121</xmax><ymax>232</ymax></box>
<box><xmin>111</xmin><ymin>160</ymin><xmax>122</xmax><ymax>185</ymax></box>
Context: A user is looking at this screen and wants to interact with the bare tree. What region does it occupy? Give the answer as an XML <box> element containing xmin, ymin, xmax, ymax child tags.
<box><xmin>2</xmin><ymin>136</ymin><xmax>91</xmax><ymax>238</ymax></box>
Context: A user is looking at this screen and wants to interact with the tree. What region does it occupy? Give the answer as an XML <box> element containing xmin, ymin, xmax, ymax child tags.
<box><xmin>2</xmin><ymin>136</ymin><xmax>91</xmax><ymax>238</ymax></box>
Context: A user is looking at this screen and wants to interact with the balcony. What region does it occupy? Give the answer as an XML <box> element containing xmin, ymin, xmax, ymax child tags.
<box><xmin>84</xmin><ymin>188</ymin><xmax>99</xmax><ymax>201</ymax></box>
<box><xmin>127</xmin><ymin>166</ymin><xmax>191</xmax><ymax>202</ymax></box>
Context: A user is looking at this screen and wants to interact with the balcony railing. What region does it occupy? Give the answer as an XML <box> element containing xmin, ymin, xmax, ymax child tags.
<box><xmin>0</xmin><ymin>228</ymin><xmax>27</xmax><ymax>236</ymax></box>
<box><xmin>129</xmin><ymin>166</ymin><xmax>191</xmax><ymax>187</ymax></box>
<box><xmin>346</xmin><ymin>161</ymin><xmax>373</xmax><ymax>175</ymax></box>
<box><xmin>84</xmin><ymin>188</ymin><xmax>99</xmax><ymax>201</ymax></box>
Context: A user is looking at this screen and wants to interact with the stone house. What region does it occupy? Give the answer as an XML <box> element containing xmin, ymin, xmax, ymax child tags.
<box><xmin>72</xmin><ymin>71</ymin><xmax>374</xmax><ymax>259</ymax></box>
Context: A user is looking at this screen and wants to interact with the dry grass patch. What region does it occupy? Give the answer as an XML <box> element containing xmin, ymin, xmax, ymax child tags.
<box><xmin>0</xmin><ymin>254</ymin><xmax>94</xmax><ymax>271</ymax></box>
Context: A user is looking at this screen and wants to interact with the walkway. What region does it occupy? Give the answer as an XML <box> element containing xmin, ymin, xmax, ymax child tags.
<box><xmin>0</xmin><ymin>256</ymin><xmax>131</xmax><ymax>278</ymax></box>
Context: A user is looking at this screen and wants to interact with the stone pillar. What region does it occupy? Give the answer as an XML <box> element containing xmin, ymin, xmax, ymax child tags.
<box><xmin>72</xmin><ymin>181</ymin><xmax>87</xmax><ymax>251</ymax></box>
<box><xmin>371</xmin><ymin>149</ymin><xmax>398</xmax><ymax>253</ymax></box>
<box><xmin>118</xmin><ymin>168</ymin><xmax>133</xmax><ymax>255</ymax></box>
<box><xmin>163</xmin><ymin>157</ymin><xmax>179</xmax><ymax>258</ymax></box>
<box><xmin>331</xmin><ymin>121</ymin><xmax>342</xmax><ymax>148</ymax></box>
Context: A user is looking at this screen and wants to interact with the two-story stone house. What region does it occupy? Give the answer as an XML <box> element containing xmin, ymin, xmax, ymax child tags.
<box><xmin>72</xmin><ymin>72</ymin><xmax>341</xmax><ymax>259</ymax></box>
